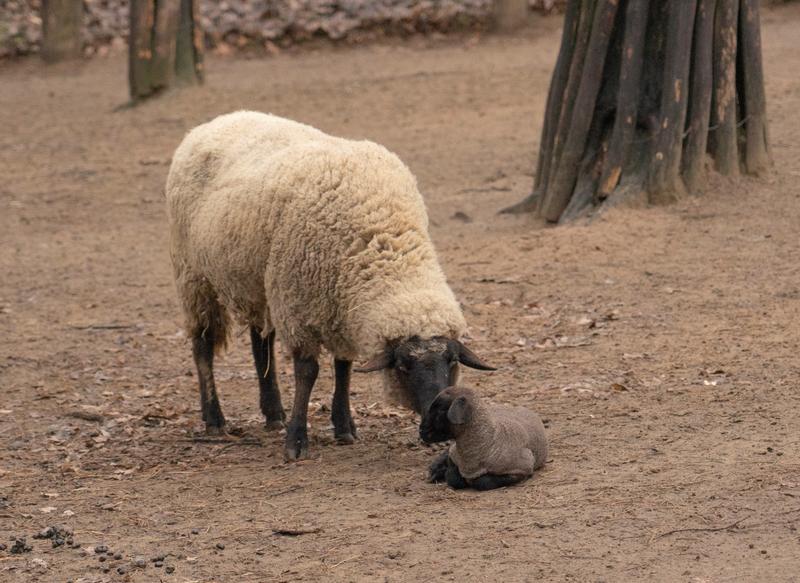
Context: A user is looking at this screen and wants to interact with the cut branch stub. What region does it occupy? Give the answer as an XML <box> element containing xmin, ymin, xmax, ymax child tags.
<box><xmin>709</xmin><ymin>0</ymin><xmax>740</xmax><ymax>176</ymax></box>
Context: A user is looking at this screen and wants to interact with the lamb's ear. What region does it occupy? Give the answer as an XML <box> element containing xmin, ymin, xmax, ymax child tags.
<box><xmin>455</xmin><ymin>341</ymin><xmax>496</xmax><ymax>371</ymax></box>
<box><xmin>447</xmin><ymin>396</ymin><xmax>473</xmax><ymax>425</ymax></box>
<box><xmin>353</xmin><ymin>350</ymin><xmax>393</xmax><ymax>373</ymax></box>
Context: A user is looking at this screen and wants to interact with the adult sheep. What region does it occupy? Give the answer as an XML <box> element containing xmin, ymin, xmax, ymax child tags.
<box><xmin>166</xmin><ymin>111</ymin><xmax>494</xmax><ymax>461</ymax></box>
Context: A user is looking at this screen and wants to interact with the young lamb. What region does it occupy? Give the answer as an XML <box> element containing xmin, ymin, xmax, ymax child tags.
<box><xmin>165</xmin><ymin>111</ymin><xmax>494</xmax><ymax>461</ymax></box>
<box><xmin>420</xmin><ymin>386</ymin><xmax>548</xmax><ymax>490</ymax></box>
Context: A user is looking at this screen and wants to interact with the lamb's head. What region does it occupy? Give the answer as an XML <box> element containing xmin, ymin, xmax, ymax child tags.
<box><xmin>354</xmin><ymin>336</ymin><xmax>494</xmax><ymax>416</ymax></box>
<box><xmin>418</xmin><ymin>386</ymin><xmax>478</xmax><ymax>443</ymax></box>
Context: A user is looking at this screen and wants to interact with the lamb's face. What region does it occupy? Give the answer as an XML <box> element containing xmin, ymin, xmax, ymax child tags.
<box><xmin>418</xmin><ymin>389</ymin><xmax>456</xmax><ymax>443</ymax></box>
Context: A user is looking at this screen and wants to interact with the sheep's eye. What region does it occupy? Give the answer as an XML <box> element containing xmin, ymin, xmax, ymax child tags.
<box><xmin>395</xmin><ymin>363</ymin><xmax>408</xmax><ymax>374</ymax></box>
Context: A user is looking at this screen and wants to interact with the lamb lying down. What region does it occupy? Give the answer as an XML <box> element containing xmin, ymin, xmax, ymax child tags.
<box><xmin>419</xmin><ymin>387</ymin><xmax>548</xmax><ymax>490</ymax></box>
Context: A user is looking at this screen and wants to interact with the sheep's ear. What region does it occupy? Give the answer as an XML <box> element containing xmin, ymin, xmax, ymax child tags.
<box><xmin>447</xmin><ymin>396</ymin><xmax>473</xmax><ymax>425</ymax></box>
<box><xmin>353</xmin><ymin>351</ymin><xmax>393</xmax><ymax>373</ymax></box>
<box><xmin>455</xmin><ymin>341</ymin><xmax>496</xmax><ymax>371</ymax></box>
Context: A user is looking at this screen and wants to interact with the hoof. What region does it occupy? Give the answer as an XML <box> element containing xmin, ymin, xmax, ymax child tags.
<box><xmin>265</xmin><ymin>419</ymin><xmax>285</xmax><ymax>431</ymax></box>
<box><xmin>205</xmin><ymin>424</ymin><xmax>226</xmax><ymax>436</ymax></box>
<box><xmin>334</xmin><ymin>432</ymin><xmax>356</xmax><ymax>445</ymax></box>
<box><xmin>284</xmin><ymin>442</ymin><xmax>309</xmax><ymax>462</ymax></box>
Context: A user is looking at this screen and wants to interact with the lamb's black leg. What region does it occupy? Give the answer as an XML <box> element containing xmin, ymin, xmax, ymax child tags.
<box><xmin>444</xmin><ymin>457</ymin><xmax>469</xmax><ymax>490</ymax></box>
<box><xmin>250</xmin><ymin>327</ymin><xmax>286</xmax><ymax>430</ymax></box>
<box><xmin>332</xmin><ymin>359</ymin><xmax>357</xmax><ymax>444</ymax></box>
<box><xmin>468</xmin><ymin>473</ymin><xmax>529</xmax><ymax>491</ymax></box>
<box><xmin>284</xmin><ymin>352</ymin><xmax>318</xmax><ymax>461</ymax></box>
<box><xmin>192</xmin><ymin>331</ymin><xmax>225</xmax><ymax>434</ymax></box>
<box><xmin>428</xmin><ymin>450</ymin><xmax>450</xmax><ymax>483</ymax></box>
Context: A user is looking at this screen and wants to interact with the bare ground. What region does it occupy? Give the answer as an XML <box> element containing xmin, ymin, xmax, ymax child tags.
<box><xmin>2</xmin><ymin>6</ymin><xmax>800</xmax><ymax>582</ymax></box>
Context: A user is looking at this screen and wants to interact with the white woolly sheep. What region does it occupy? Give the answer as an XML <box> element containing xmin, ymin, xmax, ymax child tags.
<box><xmin>420</xmin><ymin>386</ymin><xmax>548</xmax><ymax>490</ymax></box>
<box><xmin>165</xmin><ymin>111</ymin><xmax>494</xmax><ymax>460</ymax></box>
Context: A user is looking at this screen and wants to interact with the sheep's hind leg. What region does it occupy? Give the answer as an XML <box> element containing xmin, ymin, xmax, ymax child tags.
<box><xmin>332</xmin><ymin>359</ymin><xmax>357</xmax><ymax>444</ymax></box>
<box><xmin>284</xmin><ymin>352</ymin><xmax>319</xmax><ymax>461</ymax></box>
<box><xmin>250</xmin><ymin>327</ymin><xmax>286</xmax><ymax>430</ymax></box>
<box><xmin>192</xmin><ymin>329</ymin><xmax>225</xmax><ymax>434</ymax></box>
<box><xmin>468</xmin><ymin>473</ymin><xmax>528</xmax><ymax>491</ymax></box>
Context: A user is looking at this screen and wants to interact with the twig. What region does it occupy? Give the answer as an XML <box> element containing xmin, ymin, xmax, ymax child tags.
<box><xmin>330</xmin><ymin>555</ymin><xmax>359</xmax><ymax>568</ymax></box>
<box><xmin>69</xmin><ymin>324</ymin><xmax>139</xmax><ymax>330</ymax></box>
<box><xmin>272</xmin><ymin>526</ymin><xmax>322</xmax><ymax>537</ymax></box>
<box><xmin>267</xmin><ymin>485</ymin><xmax>304</xmax><ymax>498</ymax></box>
<box><xmin>654</xmin><ymin>514</ymin><xmax>751</xmax><ymax>540</ymax></box>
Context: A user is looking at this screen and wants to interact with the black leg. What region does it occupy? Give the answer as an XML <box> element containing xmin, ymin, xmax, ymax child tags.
<box><xmin>192</xmin><ymin>331</ymin><xmax>225</xmax><ymax>434</ymax></box>
<box><xmin>284</xmin><ymin>352</ymin><xmax>319</xmax><ymax>461</ymax></box>
<box><xmin>250</xmin><ymin>327</ymin><xmax>286</xmax><ymax>430</ymax></box>
<box><xmin>445</xmin><ymin>458</ymin><xmax>469</xmax><ymax>490</ymax></box>
<box><xmin>469</xmin><ymin>473</ymin><xmax>529</xmax><ymax>491</ymax></box>
<box><xmin>428</xmin><ymin>450</ymin><xmax>450</xmax><ymax>483</ymax></box>
<box><xmin>332</xmin><ymin>359</ymin><xmax>357</xmax><ymax>444</ymax></box>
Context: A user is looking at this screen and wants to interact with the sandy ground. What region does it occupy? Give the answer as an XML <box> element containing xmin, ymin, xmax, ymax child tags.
<box><xmin>2</xmin><ymin>6</ymin><xmax>800</xmax><ymax>582</ymax></box>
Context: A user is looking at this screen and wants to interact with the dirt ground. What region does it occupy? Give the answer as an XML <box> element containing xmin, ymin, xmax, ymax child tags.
<box><xmin>2</xmin><ymin>6</ymin><xmax>800</xmax><ymax>582</ymax></box>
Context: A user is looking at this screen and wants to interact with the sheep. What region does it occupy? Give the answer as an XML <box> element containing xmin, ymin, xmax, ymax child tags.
<box><xmin>419</xmin><ymin>386</ymin><xmax>548</xmax><ymax>490</ymax></box>
<box><xmin>165</xmin><ymin>111</ymin><xmax>495</xmax><ymax>461</ymax></box>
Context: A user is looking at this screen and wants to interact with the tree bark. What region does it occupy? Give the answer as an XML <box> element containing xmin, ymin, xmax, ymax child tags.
<box><xmin>41</xmin><ymin>0</ymin><xmax>83</xmax><ymax>63</ymax></box>
<box><xmin>709</xmin><ymin>0</ymin><xmax>740</xmax><ymax>176</ymax></box>
<box><xmin>129</xmin><ymin>0</ymin><xmax>203</xmax><ymax>103</ymax></box>
<box><xmin>505</xmin><ymin>0</ymin><xmax>771</xmax><ymax>223</ymax></box>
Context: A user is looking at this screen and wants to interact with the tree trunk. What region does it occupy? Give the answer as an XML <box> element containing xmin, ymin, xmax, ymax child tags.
<box><xmin>41</xmin><ymin>0</ymin><xmax>83</xmax><ymax>63</ymax></box>
<box><xmin>129</xmin><ymin>0</ymin><xmax>203</xmax><ymax>103</ymax></box>
<box><xmin>502</xmin><ymin>0</ymin><xmax>771</xmax><ymax>222</ymax></box>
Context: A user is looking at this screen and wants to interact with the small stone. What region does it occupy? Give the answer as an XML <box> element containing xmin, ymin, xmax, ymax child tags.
<box><xmin>152</xmin><ymin>554</ymin><xmax>165</xmax><ymax>562</ymax></box>
<box><xmin>215</xmin><ymin>542</ymin><xmax>225</xmax><ymax>550</ymax></box>
<box><xmin>117</xmin><ymin>565</ymin><xmax>127</xmax><ymax>575</ymax></box>
<box><xmin>52</xmin><ymin>538</ymin><xmax>64</xmax><ymax>548</ymax></box>
<box><xmin>255</xmin><ymin>549</ymin><xmax>264</xmax><ymax>556</ymax></box>
<box><xmin>191</xmin><ymin>528</ymin><xmax>199</xmax><ymax>535</ymax></box>
<box><xmin>165</xmin><ymin>565</ymin><xmax>175</xmax><ymax>574</ymax></box>
<box><xmin>94</xmin><ymin>545</ymin><xmax>108</xmax><ymax>554</ymax></box>
<box><xmin>98</xmin><ymin>555</ymin><xmax>107</xmax><ymax>562</ymax></box>
<box><xmin>114</xmin><ymin>553</ymin><xmax>122</xmax><ymax>560</ymax></box>
<box><xmin>154</xmin><ymin>561</ymin><xmax>164</xmax><ymax>568</ymax></box>
<box><xmin>134</xmin><ymin>556</ymin><xmax>147</xmax><ymax>568</ymax></box>
<box><xmin>102</xmin><ymin>566</ymin><xmax>110</xmax><ymax>573</ymax></box>
<box><xmin>0</xmin><ymin>543</ymin><xmax>6</xmax><ymax>551</ymax></box>
<box><xmin>65</xmin><ymin>538</ymin><xmax>74</xmax><ymax>546</ymax></box>
<box><xmin>10</xmin><ymin>538</ymin><xmax>32</xmax><ymax>554</ymax></box>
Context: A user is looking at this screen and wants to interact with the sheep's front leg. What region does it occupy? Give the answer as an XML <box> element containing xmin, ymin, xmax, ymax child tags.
<box><xmin>192</xmin><ymin>332</ymin><xmax>225</xmax><ymax>434</ymax></box>
<box><xmin>428</xmin><ymin>451</ymin><xmax>450</xmax><ymax>483</ymax></box>
<box><xmin>284</xmin><ymin>352</ymin><xmax>319</xmax><ymax>461</ymax></box>
<box><xmin>444</xmin><ymin>457</ymin><xmax>469</xmax><ymax>490</ymax></box>
<box><xmin>332</xmin><ymin>359</ymin><xmax>357</xmax><ymax>444</ymax></box>
<box><xmin>250</xmin><ymin>327</ymin><xmax>286</xmax><ymax>430</ymax></box>
<box><xmin>469</xmin><ymin>473</ymin><xmax>528</xmax><ymax>491</ymax></box>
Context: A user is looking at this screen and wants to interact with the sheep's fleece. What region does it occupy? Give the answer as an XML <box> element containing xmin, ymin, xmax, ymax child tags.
<box><xmin>449</xmin><ymin>388</ymin><xmax>548</xmax><ymax>480</ymax></box>
<box><xmin>166</xmin><ymin>111</ymin><xmax>466</xmax><ymax>363</ymax></box>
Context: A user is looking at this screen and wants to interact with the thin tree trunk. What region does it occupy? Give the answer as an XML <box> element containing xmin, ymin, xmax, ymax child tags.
<box><xmin>709</xmin><ymin>0</ymin><xmax>740</xmax><ymax>176</ymax></box>
<box><xmin>129</xmin><ymin>0</ymin><xmax>157</xmax><ymax>101</ymax></box>
<box><xmin>175</xmin><ymin>0</ymin><xmax>204</xmax><ymax>84</ymax></box>
<box><xmin>647</xmin><ymin>0</ymin><xmax>697</xmax><ymax>202</ymax></box>
<box><xmin>738</xmin><ymin>0</ymin><xmax>769</xmax><ymax>174</ymax></box>
<box><xmin>41</xmin><ymin>0</ymin><xmax>82</xmax><ymax>63</ymax></box>
<box><xmin>682</xmin><ymin>0</ymin><xmax>717</xmax><ymax>191</ymax></box>
<box><xmin>152</xmin><ymin>0</ymin><xmax>181</xmax><ymax>90</ymax></box>
<box><xmin>596</xmin><ymin>0</ymin><xmax>649</xmax><ymax>202</ymax></box>
<box><xmin>540</xmin><ymin>0</ymin><xmax>619</xmax><ymax>222</ymax></box>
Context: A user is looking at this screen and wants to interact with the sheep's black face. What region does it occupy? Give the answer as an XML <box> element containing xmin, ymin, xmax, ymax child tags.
<box><xmin>355</xmin><ymin>336</ymin><xmax>495</xmax><ymax>419</ymax></box>
<box><xmin>418</xmin><ymin>390</ymin><xmax>455</xmax><ymax>443</ymax></box>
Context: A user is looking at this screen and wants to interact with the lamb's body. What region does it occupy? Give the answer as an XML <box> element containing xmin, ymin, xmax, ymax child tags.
<box><xmin>421</xmin><ymin>386</ymin><xmax>548</xmax><ymax>490</ymax></box>
<box><xmin>166</xmin><ymin>111</ymin><xmax>465</xmax><ymax>360</ymax></box>
<box><xmin>449</xmin><ymin>401</ymin><xmax>548</xmax><ymax>480</ymax></box>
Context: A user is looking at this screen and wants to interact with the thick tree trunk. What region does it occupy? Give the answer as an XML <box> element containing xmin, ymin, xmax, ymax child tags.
<box><xmin>41</xmin><ymin>0</ymin><xmax>83</xmax><ymax>63</ymax></box>
<box><xmin>129</xmin><ymin>0</ymin><xmax>203</xmax><ymax>103</ymax></box>
<box><xmin>503</xmin><ymin>0</ymin><xmax>771</xmax><ymax>222</ymax></box>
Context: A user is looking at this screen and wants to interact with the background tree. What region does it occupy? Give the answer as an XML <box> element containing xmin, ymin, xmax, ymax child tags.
<box><xmin>41</xmin><ymin>0</ymin><xmax>83</xmax><ymax>62</ymax></box>
<box><xmin>129</xmin><ymin>0</ymin><xmax>203</xmax><ymax>102</ymax></box>
<box><xmin>502</xmin><ymin>0</ymin><xmax>770</xmax><ymax>222</ymax></box>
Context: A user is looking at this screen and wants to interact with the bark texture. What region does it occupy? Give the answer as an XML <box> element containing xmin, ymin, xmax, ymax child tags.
<box><xmin>503</xmin><ymin>0</ymin><xmax>772</xmax><ymax>222</ymax></box>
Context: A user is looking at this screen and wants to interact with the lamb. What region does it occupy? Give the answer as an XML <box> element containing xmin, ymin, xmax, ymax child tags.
<box><xmin>419</xmin><ymin>386</ymin><xmax>548</xmax><ymax>490</ymax></box>
<box><xmin>165</xmin><ymin>111</ymin><xmax>494</xmax><ymax>461</ymax></box>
